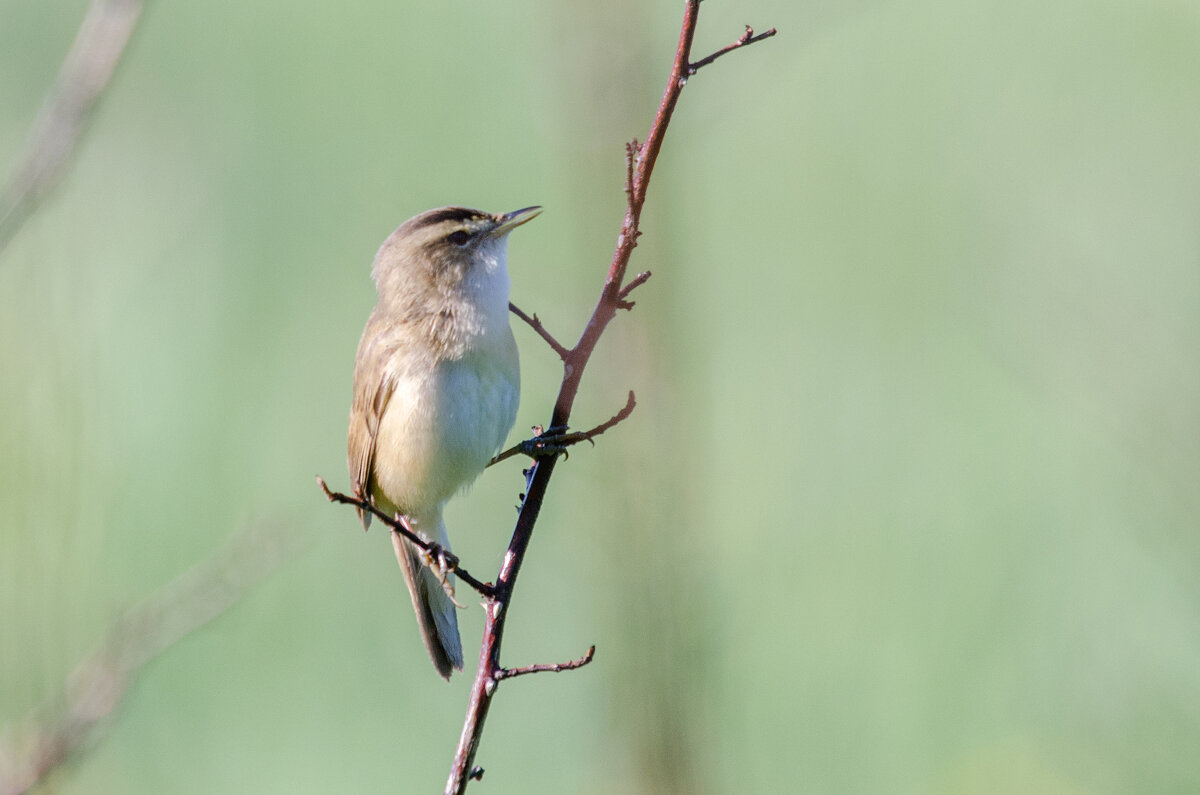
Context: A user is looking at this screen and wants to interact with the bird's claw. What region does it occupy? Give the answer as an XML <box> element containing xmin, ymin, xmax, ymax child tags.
<box><xmin>517</xmin><ymin>424</ymin><xmax>592</xmax><ymax>460</ymax></box>
<box><xmin>422</xmin><ymin>543</ymin><xmax>467</xmax><ymax>609</ymax></box>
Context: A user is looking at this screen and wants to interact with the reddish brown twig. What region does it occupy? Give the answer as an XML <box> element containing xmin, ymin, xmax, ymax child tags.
<box><xmin>494</xmin><ymin>646</ymin><xmax>596</xmax><ymax>683</ymax></box>
<box><xmin>443</xmin><ymin>4</ymin><xmax>774</xmax><ymax>793</ymax></box>
<box><xmin>508</xmin><ymin>301</ymin><xmax>570</xmax><ymax>360</ymax></box>
<box><xmin>687</xmin><ymin>24</ymin><xmax>778</xmax><ymax>75</ymax></box>
<box><xmin>617</xmin><ymin>270</ymin><xmax>652</xmax><ymax>310</ymax></box>
<box><xmin>316</xmin><ymin>477</ymin><xmax>494</xmax><ymax>598</ymax></box>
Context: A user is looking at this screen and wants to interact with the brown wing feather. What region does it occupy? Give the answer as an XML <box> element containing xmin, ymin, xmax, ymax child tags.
<box><xmin>347</xmin><ymin>312</ymin><xmax>395</xmax><ymax>528</ymax></box>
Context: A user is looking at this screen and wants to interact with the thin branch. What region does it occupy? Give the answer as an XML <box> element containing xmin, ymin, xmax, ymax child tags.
<box><xmin>488</xmin><ymin>391</ymin><xmax>637</xmax><ymax>467</ymax></box>
<box><xmin>317</xmin><ymin>477</ymin><xmax>494</xmax><ymax>598</ymax></box>
<box><xmin>617</xmin><ymin>270</ymin><xmax>652</xmax><ymax>309</ymax></box>
<box><xmin>546</xmin><ymin>390</ymin><xmax>637</xmax><ymax>451</ymax></box>
<box><xmin>508</xmin><ymin>302</ymin><xmax>569</xmax><ymax>360</ymax></box>
<box><xmin>0</xmin><ymin>0</ymin><xmax>144</xmax><ymax>254</ymax></box>
<box><xmin>687</xmin><ymin>25</ymin><xmax>778</xmax><ymax>75</ymax></box>
<box><xmin>494</xmin><ymin>646</ymin><xmax>596</xmax><ymax>683</ymax></box>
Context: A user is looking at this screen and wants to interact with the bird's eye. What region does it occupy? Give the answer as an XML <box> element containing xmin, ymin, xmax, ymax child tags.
<box><xmin>447</xmin><ymin>230</ymin><xmax>471</xmax><ymax>246</ymax></box>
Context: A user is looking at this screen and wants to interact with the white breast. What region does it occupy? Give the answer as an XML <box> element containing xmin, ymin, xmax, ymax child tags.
<box><xmin>372</xmin><ymin>331</ymin><xmax>519</xmax><ymax>513</ymax></box>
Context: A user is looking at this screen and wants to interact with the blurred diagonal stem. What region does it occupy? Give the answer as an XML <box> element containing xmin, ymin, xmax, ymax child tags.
<box><xmin>0</xmin><ymin>521</ymin><xmax>303</xmax><ymax>795</ymax></box>
<box><xmin>0</xmin><ymin>0</ymin><xmax>143</xmax><ymax>254</ymax></box>
<box><xmin>442</xmin><ymin>4</ymin><xmax>775</xmax><ymax>793</ymax></box>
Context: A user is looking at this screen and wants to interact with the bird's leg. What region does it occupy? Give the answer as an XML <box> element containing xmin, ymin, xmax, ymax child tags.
<box><xmin>419</xmin><ymin>540</ymin><xmax>468</xmax><ymax>610</ymax></box>
<box><xmin>489</xmin><ymin>392</ymin><xmax>637</xmax><ymax>467</ymax></box>
<box><xmin>516</xmin><ymin>424</ymin><xmax>577</xmax><ymax>459</ymax></box>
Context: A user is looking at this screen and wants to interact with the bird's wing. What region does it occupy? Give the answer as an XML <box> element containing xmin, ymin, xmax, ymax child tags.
<box><xmin>347</xmin><ymin>317</ymin><xmax>396</xmax><ymax>528</ymax></box>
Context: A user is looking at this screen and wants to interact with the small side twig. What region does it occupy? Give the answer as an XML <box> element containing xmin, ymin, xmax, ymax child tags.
<box><xmin>494</xmin><ymin>646</ymin><xmax>596</xmax><ymax>683</ymax></box>
<box><xmin>509</xmin><ymin>302</ymin><xmax>569</xmax><ymax>360</ymax></box>
<box><xmin>316</xmin><ymin>477</ymin><xmax>494</xmax><ymax>598</ymax></box>
<box><xmin>617</xmin><ymin>271</ymin><xmax>651</xmax><ymax>310</ymax></box>
<box><xmin>687</xmin><ymin>25</ymin><xmax>778</xmax><ymax>75</ymax></box>
<box><xmin>558</xmin><ymin>390</ymin><xmax>637</xmax><ymax>448</ymax></box>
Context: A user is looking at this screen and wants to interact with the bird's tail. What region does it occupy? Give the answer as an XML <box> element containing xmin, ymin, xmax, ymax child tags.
<box><xmin>391</xmin><ymin>511</ymin><xmax>464</xmax><ymax>679</ymax></box>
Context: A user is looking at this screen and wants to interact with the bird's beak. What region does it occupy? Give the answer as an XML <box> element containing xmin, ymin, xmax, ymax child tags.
<box><xmin>492</xmin><ymin>206</ymin><xmax>542</xmax><ymax>235</ymax></box>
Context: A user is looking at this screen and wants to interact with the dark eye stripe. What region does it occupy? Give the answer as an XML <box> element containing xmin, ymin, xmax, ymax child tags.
<box><xmin>410</xmin><ymin>206</ymin><xmax>487</xmax><ymax>229</ymax></box>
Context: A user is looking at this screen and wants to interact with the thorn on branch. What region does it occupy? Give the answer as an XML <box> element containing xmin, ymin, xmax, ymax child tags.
<box><xmin>509</xmin><ymin>302</ymin><xmax>570</xmax><ymax>360</ymax></box>
<box><xmin>494</xmin><ymin>645</ymin><xmax>596</xmax><ymax>682</ymax></box>
<box><xmin>468</xmin><ymin>767</ymin><xmax>485</xmax><ymax>782</ymax></box>
<box><xmin>687</xmin><ymin>24</ymin><xmax>777</xmax><ymax>75</ymax></box>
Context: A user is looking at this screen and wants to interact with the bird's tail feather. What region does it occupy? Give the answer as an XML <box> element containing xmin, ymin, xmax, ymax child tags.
<box><xmin>391</xmin><ymin>513</ymin><xmax>463</xmax><ymax>679</ymax></box>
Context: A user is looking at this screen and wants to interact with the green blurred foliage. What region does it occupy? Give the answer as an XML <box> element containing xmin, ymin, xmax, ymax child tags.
<box><xmin>2</xmin><ymin>0</ymin><xmax>1199</xmax><ymax>792</ymax></box>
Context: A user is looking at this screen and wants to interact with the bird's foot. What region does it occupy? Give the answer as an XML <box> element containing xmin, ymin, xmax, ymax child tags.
<box><xmin>516</xmin><ymin>424</ymin><xmax>592</xmax><ymax>460</ymax></box>
<box><xmin>421</xmin><ymin>543</ymin><xmax>467</xmax><ymax>609</ymax></box>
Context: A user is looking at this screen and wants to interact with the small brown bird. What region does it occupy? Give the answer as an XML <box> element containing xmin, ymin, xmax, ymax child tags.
<box><xmin>347</xmin><ymin>205</ymin><xmax>539</xmax><ymax>678</ymax></box>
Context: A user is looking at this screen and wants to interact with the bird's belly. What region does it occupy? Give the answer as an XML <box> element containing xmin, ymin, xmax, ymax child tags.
<box><xmin>372</xmin><ymin>352</ymin><xmax>518</xmax><ymax>512</ymax></box>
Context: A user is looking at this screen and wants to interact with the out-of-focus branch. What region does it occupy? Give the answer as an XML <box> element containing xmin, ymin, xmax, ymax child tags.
<box><xmin>0</xmin><ymin>0</ymin><xmax>144</xmax><ymax>254</ymax></box>
<box><xmin>0</xmin><ymin>520</ymin><xmax>303</xmax><ymax>795</ymax></box>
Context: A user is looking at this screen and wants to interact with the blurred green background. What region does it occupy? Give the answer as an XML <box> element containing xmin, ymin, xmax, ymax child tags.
<box><xmin>2</xmin><ymin>0</ymin><xmax>1199</xmax><ymax>792</ymax></box>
